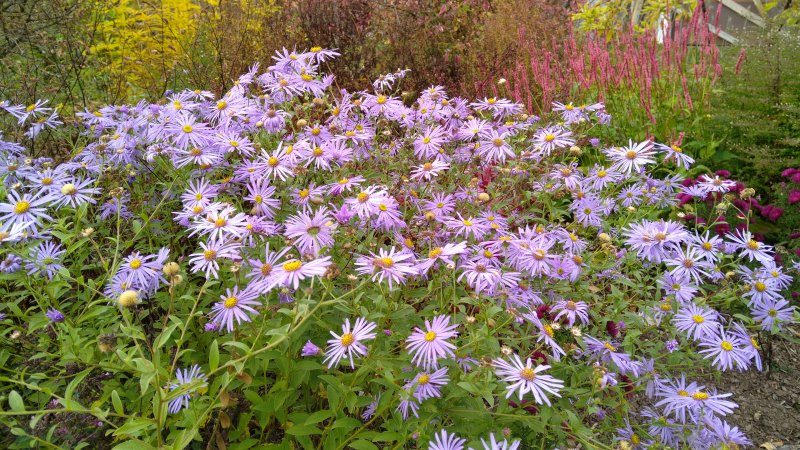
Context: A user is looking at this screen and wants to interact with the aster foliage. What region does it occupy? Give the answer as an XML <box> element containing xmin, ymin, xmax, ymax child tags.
<box><xmin>0</xmin><ymin>48</ymin><xmax>797</xmax><ymax>449</ymax></box>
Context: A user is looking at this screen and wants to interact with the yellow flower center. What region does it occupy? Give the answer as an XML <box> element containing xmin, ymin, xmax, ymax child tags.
<box><xmin>692</xmin><ymin>315</ymin><xmax>705</xmax><ymax>324</ymax></box>
<box><xmin>423</xmin><ymin>162</ymin><xmax>433</xmax><ymax>171</ymax></box>
<box><xmin>493</xmin><ymin>138</ymin><xmax>504</xmax><ymax>147</ymax></box>
<box><xmin>379</xmin><ymin>257</ymin><xmax>394</xmax><ymax>268</ymax></box>
<box><xmin>214</xmin><ymin>218</ymin><xmax>227</xmax><ymax>228</ymax></box>
<box><xmin>720</xmin><ymin>341</ymin><xmax>733</xmax><ymax>351</ymax></box>
<box><xmin>340</xmin><ymin>333</ymin><xmax>354</xmax><ymax>346</ymax></box>
<box><xmin>692</xmin><ymin>391</ymin><xmax>709</xmax><ymax>401</ymax></box>
<box><xmin>357</xmin><ymin>192</ymin><xmax>369</xmax><ymax>203</ymax></box>
<box><xmin>190</xmin><ymin>148</ymin><xmax>202</xmax><ymax>156</ymax></box>
<box><xmin>14</xmin><ymin>201</ymin><xmax>30</xmax><ymax>215</ymax></box>
<box><xmin>224</xmin><ymin>296</ymin><xmax>238</xmax><ymax>309</ymax></box>
<box><xmin>520</xmin><ymin>368</ymin><xmax>536</xmax><ymax>381</ymax></box>
<box><xmin>378</xmin><ymin>204</ymin><xmax>388</xmax><ymax>212</ymax></box>
<box><xmin>768</xmin><ymin>309</ymin><xmax>777</xmax><ymax>317</ymax></box>
<box><xmin>424</xmin><ymin>331</ymin><xmax>437</xmax><ymax>342</ymax></box>
<box><xmin>301</xmin><ymin>73</ymin><xmax>314</xmax><ymax>82</ymax></box>
<box><xmin>418</xmin><ymin>374</ymin><xmax>431</xmax><ymax>385</ymax></box>
<box><xmin>339</xmin><ymin>178</ymin><xmax>349</xmax><ymax>184</ymax></box>
<box><xmin>544</xmin><ymin>324</ymin><xmax>554</xmax><ymax>337</ymax></box>
<box><xmin>182</xmin><ymin>124</ymin><xmax>193</xmax><ymax>133</ymax></box>
<box><xmin>299</xmin><ymin>189</ymin><xmax>309</xmax><ymax>199</ymax></box>
<box><xmin>282</xmin><ymin>260</ymin><xmax>302</xmax><ymax>272</ymax></box>
<box><xmin>260</xmin><ymin>263</ymin><xmax>273</xmax><ymax>276</ymax></box>
<box><xmin>625</xmin><ymin>150</ymin><xmax>636</xmax><ymax>160</ymax></box>
<box><xmin>216</xmin><ymin>101</ymin><xmax>227</xmax><ymax>110</ymax></box>
<box><xmin>203</xmin><ymin>249</ymin><xmax>217</xmax><ymax>260</ymax></box>
<box><xmin>677</xmin><ymin>390</ymin><xmax>689</xmax><ymax>397</ymax></box>
<box><xmin>544</xmin><ymin>134</ymin><xmax>555</xmax><ymax>142</ymax></box>
<box><xmin>376</xmin><ymin>96</ymin><xmax>386</xmax><ymax>105</ymax></box>
<box><xmin>660</xmin><ymin>302</ymin><xmax>672</xmax><ymax>311</ymax></box>
<box><xmin>423</xmin><ymin>137</ymin><xmax>431</xmax><ymax>144</ymax></box>
<box><xmin>268</xmin><ymin>156</ymin><xmax>279</xmax><ymax>167</ymax></box>
<box><xmin>130</xmin><ymin>259</ymin><xmax>142</xmax><ymax>269</ymax></box>
<box><xmin>428</xmin><ymin>247</ymin><xmax>442</xmax><ymax>258</ymax></box>
<box><xmin>41</xmin><ymin>177</ymin><xmax>53</xmax><ymax>186</ymax></box>
<box><xmin>603</xmin><ymin>342</ymin><xmax>617</xmax><ymax>352</ymax></box>
<box><xmin>754</xmin><ymin>281</ymin><xmax>766</xmax><ymax>292</ymax></box>
<box><xmin>597</xmin><ymin>170</ymin><xmax>607</xmax><ymax>177</ymax></box>
<box><xmin>462</xmin><ymin>220</ymin><xmax>472</xmax><ymax>226</ymax></box>
<box><xmin>746</xmin><ymin>240</ymin><xmax>760</xmax><ymax>250</ymax></box>
<box><xmin>230</xmin><ymin>140</ymin><xmax>239</xmax><ymax>147</ymax></box>
<box><xmin>702</xmin><ymin>242</ymin><xmax>713</xmax><ymax>251</ymax></box>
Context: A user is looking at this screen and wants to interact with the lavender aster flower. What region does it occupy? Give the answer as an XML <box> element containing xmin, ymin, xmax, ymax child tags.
<box><xmin>405</xmin><ymin>315</ymin><xmax>458</xmax><ymax>370</ymax></box>
<box><xmin>302</xmin><ymin>340</ymin><xmax>321</xmax><ymax>357</ymax></box>
<box><xmin>210</xmin><ymin>286</ymin><xmax>261</xmax><ymax>333</ymax></box>
<box><xmin>323</xmin><ymin>317</ymin><xmax>377</xmax><ymax>369</ymax></box>
<box><xmin>428</xmin><ymin>430</ymin><xmax>466</xmax><ymax>450</ymax></box>
<box><xmin>45</xmin><ymin>309</ymin><xmax>65</xmax><ymax>323</ymax></box>
<box><xmin>167</xmin><ymin>365</ymin><xmax>208</xmax><ymax>414</ymax></box>
<box><xmin>492</xmin><ymin>354</ymin><xmax>564</xmax><ymax>405</ymax></box>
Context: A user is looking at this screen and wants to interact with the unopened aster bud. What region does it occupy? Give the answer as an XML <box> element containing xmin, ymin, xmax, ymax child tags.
<box><xmin>478</xmin><ymin>192</ymin><xmax>490</xmax><ymax>202</ymax></box>
<box><xmin>118</xmin><ymin>290</ymin><xmax>139</xmax><ymax>308</ymax></box>
<box><xmin>163</xmin><ymin>262</ymin><xmax>180</xmax><ymax>277</ymax></box>
<box><xmin>255</xmin><ymin>120</ymin><xmax>264</xmax><ymax>128</ymax></box>
<box><xmin>296</xmin><ymin>119</ymin><xmax>308</xmax><ymax>128</ymax></box>
<box><xmin>569</xmin><ymin>145</ymin><xmax>582</xmax><ymax>156</ymax></box>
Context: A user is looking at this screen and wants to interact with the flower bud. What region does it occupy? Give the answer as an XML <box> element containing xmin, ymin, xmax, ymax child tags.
<box><xmin>598</xmin><ymin>233</ymin><xmax>612</xmax><ymax>243</ymax></box>
<box><xmin>478</xmin><ymin>192</ymin><xmax>490</xmax><ymax>202</ymax></box>
<box><xmin>118</xmin><ymin>290</ymin><xmax>139</xmax><ymax>308</ymax></box>
<box><xmin>163</xmin><ymin>262</ymin><xmax>180</xmax><ymax>277</ymax></box>
<box><xmin>569</xmin><ymin>145</ymin><xmax>582</xmax><ymax>156</ymax></box>
<box><xmin>81</xmin><ymin>227</ymin><xmax>95</xmax><ymax>237</ymax></box>
<box><xmin>296</xmin><ymin>119</ymin><xmax>308</xmax><ymax>128</ymax></box>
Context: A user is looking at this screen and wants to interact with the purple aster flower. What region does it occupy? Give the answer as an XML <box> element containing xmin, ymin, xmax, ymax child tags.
<box><xmin>371</xmin><ymin>197</ymin><xmax>407</xmax><ymax>231</ymax></box>
<box><xmin>655</xmin><ymin>142</ymin><xmax>695</xmax><ymax>169</ymax></box>
<box><xmin>582</xmin><ymin>335</ymin><xmax>642</xmax><ymax>376</ymax></box>
<box><xmin>726</xmin><ymin>229</ymin><xmax>774</xmax><ymax>265</ymax></box>
<box><xmin>284</xmin><ymin>207</ymin><xmax>334</xmax><ymax>256</ymax></box>
<box><xmin>672</xmin><ymin>304</ymin><xmax>719</xmax><ymax>341</ymax></box>
<box><xmin>346</xmin><ymin>185</ymin><xmax>389</xmax><ymax>220</ymax></box>
<box><xmin>189</xmin><ymin>204</ymin><xmax>249</xmax><ymax>241</ymax></box>
<box><xmin>167</xmin><ymin>365</ymin><xmax>208</xmax><ymax>414</ymax></box>
<box><xmin>25</xmin><ymin>241</ymin><xmax>65</xmax><ymax>280</ymax></box>
<box><xmin>0</xmin><ymin>190</ymin><xmax>55</xmax><ymax>233</ymax></box>
<box><xmin>572</xmin><ymin>196</ymin><xmax>603</xmax><ymax>228</ymax></box>
<box><xmin>405</xmin><ymin>315</ymin><xmax>458</xmax><ymax>370</ymax></box>
<box><xmin>210</xmin><ymin>286</ymin><xmax>261</xmax><ymax>333</ymax></box>
<box><xmin>552</xmin><ymin>299</ymin><xmax>590</xmax><ymax>327</ymax></box>
<box><xmin>271</xmin><ymin>256</ymin><xmax>331</xmax><ymax>290</ymax></box>
<box><xmin>665</xmin><ymin>246</ymin><xmax>712</xmax><ymax>284</ymax></box>
<box><xmin>478</xmin><ymin>129</ymin><xmax>515</xmax><ymax>163</ymax></box>
<box><xmin>46</xmin><ymin>308</ymin><xmax>65</xmax><ymax>323</ymax></box>
<box><xmin>327</xmin><ymin>175</ymin><xmax>365</xmax><ymax>196</ymax></box>
<box><xmin>698</xmin><ymin>326</ymin><xmax>751</xmax><ymax>371</ymax></box>
<box><xmin>703</xmin><ymin>416</ymin><xmax>751</xmax><ymax>448</ymax></box>
<box><xmin>658</xmin><ymin>272</ymin><xmax>698</xmax><ymax>303</ymax></box>
<box><xmin>413</xmin><ymin>125</ymin><xmax>447</xmax><ymax>160</ymax></box>
<box><xmin>530</xmin><ymin>125</ymin><xmax>574</xmax><ymax>156</ymax></box>
<box><xmin>355</xmin><ymin>247</ymin><xmax>417</xmax><ymax>289</ymax></box>
<box><xmin>492</xmin><ymin>354</ymin><xmax>564</xmax><ymax>405</ymax></box>
<box><xmin>188</xmin><ymin>239</ymin><xmax>242</xmax><ymax>279</ymax></box>
<box><xmin>116</xmin><ymin>248</ymin><xmax>168</xmax><ymax>295</ymax></box>
<box><xmin>665</xmin><ymin>339</ymin><xmax>679</xmax><ymax>353</ymax></box>
<box><xmin>477</xmin><ymin>433</ymin><xmax>520</xmax><ymax>450</ymax></box>
<box><xmin>605</xmin><ymin>140</ymin><xmax>656</xmax><ymax>174</ymax></box>
<box><xmin>428</xmin><ymin>430</ymin><xmax>466</xmax><ymax>450</ymax></box>
<box><xmin>406</xmin><ymin>366</ymin><xmax>448</xmax><ymax>401</ymax></box>
<box><xmin>410</xmin><ymin>160</ymin><xmax>450</xmax><ymax>181</ymax></box>
<box><xmin>752</xmin><ymin>297</ymin><xmax>795</xmax><ymax>331</ymax></box>
<box><xmin>361</xmin><ymin>394</ymin><xmax>379</xmax><ymax>420</ymax></box>
<box><xmin>245</xmin><ymin>179</ymin><xmax>279</xmax><ymax>218</ymax></box>
<box><xmin>415</xmin><ymin>241</ymin><xmax>467</xmax><ymax>276</ymax></box>
<box><xmin>323</xmin><ymin>317</ymin><xmax>377</xmax><ymax>369</ymax></box>
<box><xmin>302</xmin><ymin>340</ymin><xmax>321</xmax><ymax>356</ymax></box>
<box><xmin>53</xmin><ymin>177</ymin><xmax>100</xmax><ymax>209</ymax></box>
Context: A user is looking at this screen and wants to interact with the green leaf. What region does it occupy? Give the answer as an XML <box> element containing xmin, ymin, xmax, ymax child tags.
<box><xmin>284</xmin><ymin>424</ymin><xmax>322</xmax><ymax>436</ymax></box>
<box><xmin>8</xmin><ymin>390</ymin><xmax>24</xmax><ymax>412</ymax></box>
<box><xmin>209</xmin><ymin>339</ymin><xmax>219</xmax><ymax>373</ymax></box>
<box><xmin>349</xmin><ymin>440</ymin><xmax>379</xmax><ymax>450</ymax></box>
<box><xmin>111</xmin><ymin>390</ymin><xmax>124</xmax><ymax>415</ymax></box>
<box><xmin>112</xmin><ymin>439</ymin><xmax>156</xmax><ymax>450</ymax></box>
<box><xmin>304</xmin><ymin>409</ymin><xmax>333</xmax><ymax>425</ymax></box>
<box><xmin>112</xmin><ymin>418</ymin><xmax>155</xmax><ymax>438</ymax></box>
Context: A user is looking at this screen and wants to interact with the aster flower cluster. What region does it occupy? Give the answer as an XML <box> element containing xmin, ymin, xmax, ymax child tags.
<box><xmin>1</xmin><ymin>47</ymin><xmax>797</xmax><ymax>448</ymax></box>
